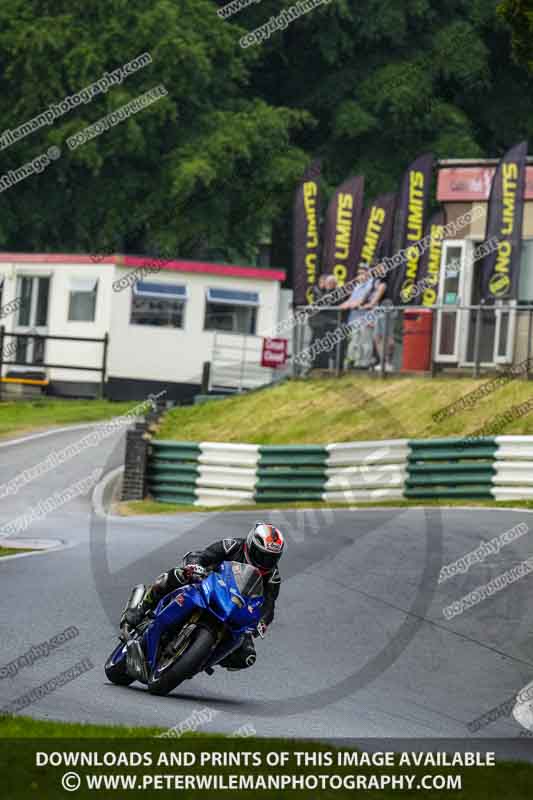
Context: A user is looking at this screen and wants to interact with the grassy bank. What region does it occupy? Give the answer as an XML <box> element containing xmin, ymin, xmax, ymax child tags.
<box><xmin>0</xmin><ymin>546</ymin><xmax>34</xmax><ymax>557</ymax></box>
<box><xmin>155</xmin><ymin>375</ymin><xmax>533</xmax><ymax>445</ymax></box>
<box><xmin>0</xmin><ymin>714</ymin><xmax>165</xmax><ymax>738</ymax></box>
<box><xmin>117</xmin><ymin>498</ymin><xmax>533</xmax><ymax>516</ymax></box>
<box><xmin>1</xmin><ymin>716</ymin><xmax>533</xmax><ymax>798</ymax></box>
<box><xmin>0</xmin><ymin>398</ymin><xmax>135</xmax><ymax>439</ymax></box>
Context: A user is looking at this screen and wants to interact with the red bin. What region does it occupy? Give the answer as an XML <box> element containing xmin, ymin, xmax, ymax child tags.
<box><xmin>401</xmin><ymin>308</ymin><xmax>433</xmax><ymax>372</ymax></box>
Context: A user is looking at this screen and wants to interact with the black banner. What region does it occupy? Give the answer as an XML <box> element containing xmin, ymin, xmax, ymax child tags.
<box><xmin>321</xmin><ymin>175</ymin><xmax>364</xmax><ymax>289</ymax></box>
<box><xmin>293</xmin><ymin>160</ymin><xmax>322</xmax><ymax>305</ymax></box>
<box><xmin>402</xmin><ymin>209</ymin><xmax>445</xmax><ymax>306</ymax></box>
<box><xmin>355</xmin><ymin>191</ymin><xmax>397</xmax><ymax>275</ymax></box>
<box><xmin>481</xmin><ymin>141</ymin><xmax>527</xmax><ymax>301</ymax></box>
<box><xmin>389</xmin><ymin>153</ymin><xmax>434</xmax><ymax>305</ymax></box>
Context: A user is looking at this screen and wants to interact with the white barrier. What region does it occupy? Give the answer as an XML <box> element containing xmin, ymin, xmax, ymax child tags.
<box><xmin>197</xmin><ymin>465</ymin><xmax>257</xmax><ymax>490</ymax></box>
<box><xmin>195</xmin><ymin>488</ymin><xmax>255</xmax><ymax>507</ymax></box>
<box><xmin>327</xmin><ymin>440</ymin><xmax>409</xmax><ymax>467</ymax></box>
<box><xmin>325</xmin><ymin>464</ymin><xmax>406</xmax><ymax>491</ymax></box>
<box><xmin>492</xmin><ymin>437</ymin><xmax>533</xmax><ymax>499</ymax></box>
<box><xmin>199</xmin><ymin>442</ymin><xmax>260</xmax><ymax>468</ymax></box>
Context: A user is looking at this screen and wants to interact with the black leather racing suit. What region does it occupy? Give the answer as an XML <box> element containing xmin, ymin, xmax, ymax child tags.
<box><xmin>140</xmin><ymin>537</ymin><xmax>281</xmax><ymax>670</ymax></box>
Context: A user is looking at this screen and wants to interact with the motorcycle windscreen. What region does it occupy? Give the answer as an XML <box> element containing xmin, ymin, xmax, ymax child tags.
<box><xmin>228</xmin><ymin>562</ymin><xmax>263</xmax><ymax>598</ymax></box>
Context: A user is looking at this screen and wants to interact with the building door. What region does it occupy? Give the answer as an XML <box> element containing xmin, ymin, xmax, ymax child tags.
<box><xmin>13</xmin><ymin>276</ymin><xmax>50</xmax><ymax>368</ymax></box>
<box><xmin>434</xmin><ymin>241</ymin><xmax>465</xmax><ymax>363</ymax></box>
<box><xmin>460</xmin><ymin>241</ymin><xmax>516</xmax><ymax>366</ymax></box>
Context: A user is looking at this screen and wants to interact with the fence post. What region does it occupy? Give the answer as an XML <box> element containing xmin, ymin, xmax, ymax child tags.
<box><xmin>201</xmin><ymin>361</ymin><xmax>211</xmax><ymax>394</ymax></box>
<box><xmin>0</xmin><ymin>325</ymin><xmax>4</xmax><ymax>402</ymax></box>
<box><xmin>335</xmin><ymin>309</ymin><xmax>342</xmax><ymax>376</ymax></box>
<box><xmin>473</xmin><ymin>306</ymin><xmax>482</xmax><ymax>379</ymax></box>
<box><xmin>430</xmin><ymin>308</ymin><xmax>438</xmax><ymax>378</ymax></box>
<box><xmin>100</xmin><ymin>332</ymin><xmax>109</xmax><ymax>399</ymax></box>
<box><xmin>292</xmin><ymin>314</ymin><xmax>299</xmax><ymax>378</ymax></box>
<box><xmin>527</xmin><ymin>309</ymin><xmax>532</xmax><ymax>381</ymax></box>
<box><xmin>380</xmin><ymin>308</ymin><xmax>390</xmax><ymax>379</ymax></box>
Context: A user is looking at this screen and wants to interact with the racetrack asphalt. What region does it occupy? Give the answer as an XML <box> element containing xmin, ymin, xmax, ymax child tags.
<box><xmin>1</xmin><ymin>425</ymin><xmax>533</xmax><ymax>743</ymax></box>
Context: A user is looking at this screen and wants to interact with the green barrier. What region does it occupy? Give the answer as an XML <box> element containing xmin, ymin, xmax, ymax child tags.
<box><xmin>408</xmin><ymin>437</ymin><xmax>496</xmax><ymax>448</ymax></box>
<box><xmin>147</xmin><ymin>473</ymin><xmax>199</xmax><ymax>488</ymax></box>
<box><xmin>148</xmin><ymin>441</ymin><xmax>202</xmax><ymax>503</ymax></box>
<box><xmin>405</xmin><ymin>437</ymin><xmax>497</xmax><ymax>500</ymax></box>
<box><xmin>256</xmin><ymin>477</ymin><xmax>326</xmax><ymax>490</ymax></box>
<box><xmin>151</xmin><ymin>493</ymin><xmax>198</xmax><ymax>505</ymax></box>
<box><xmin>149</xmin><ymin>462</ymin><xmax>201</xmax><ymax>473</ymax></box>
<box><xmin>405</xmin><ymin>473</ymin><xmax>495</xmax><ymax>487</ymax></box>
<box><xmin>256</xmin><ymin>467</ymin><xmax>327</xmax><ymax>479</ymax></box>
<box><xmin>259</xmin><ymin>454</ymin><xmax>328</xmax><ymax>466</ymax></box>
<box><xmin>255</xmin><ymin>446</ymin><xmax>328</xmax><ymax>501</ymax></box>
<box><xmin>255</xmin><ymin>490</ymin><xmax>324</xmax><ymax>502</ymax></box>
<box><xmin>408</xmin><ymin>447</ymin><xmax>497</xmax><ymax>461</ymax></box>
<box><xmin>408</xmin><ymin>462</ymin><xmax>495</xmax><ymax>474</ymax></box>
<box><xmin>404</xmin><ymin>487</ymin><xmax>494</xmax><ymax>498</ymax></box>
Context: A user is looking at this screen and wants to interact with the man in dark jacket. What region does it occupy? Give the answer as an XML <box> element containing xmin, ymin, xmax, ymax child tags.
<box><xmin>123</xmin><ymin>522</ymin><xmax>285</xmax><ymax>671</ymax></box>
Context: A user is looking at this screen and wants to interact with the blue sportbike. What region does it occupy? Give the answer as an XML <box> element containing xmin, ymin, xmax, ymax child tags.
<box><xmin>104</xmin><ymin>560</ymin><xmax>264</xmax><ymax>696</ymax></box>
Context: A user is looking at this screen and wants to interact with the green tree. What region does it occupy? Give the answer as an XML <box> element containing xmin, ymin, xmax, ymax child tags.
<box><xmin>226</xmin><ymin>0</ymin><xmax>533</xmax><ymax>269</ymax></box>
<box><xmin>0</xmin><ymin>0</ymin><xmax>308</xmax><ymax>261</ymax></box>
<box><xmin>498</xmin><ymin>0</ymin><xmax>533</xmax><ymax>71</ymax></box>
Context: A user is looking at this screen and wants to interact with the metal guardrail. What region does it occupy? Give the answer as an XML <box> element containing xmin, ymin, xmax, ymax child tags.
<box><xmin>293</xmin><ymin>303</ymin><xmax>533</xmax><ymax>379</ymax></box>
<box><xmin>147</xmin><ymin>436</ymin><xmax>533</xmax><ymax>505</ymax></box>
<box><xmin>209</xmin><ymin>331</ymin><xmax>291</xmax><ymax>393</ymax></box>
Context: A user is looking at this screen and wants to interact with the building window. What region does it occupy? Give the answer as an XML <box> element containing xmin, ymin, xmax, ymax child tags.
<box><xmin>68</xmin><ymin>277</ymin><xmax>98</xmax><ymax>322</ymax></box>
<box><xmin>519</xmin><ymin>240</ymin><xmax>533</xmax><ymax>302</ymax></box>
<box><xmin>130</xmin><ymin>280</ymin><xmax>187</xmax><ymax>328</ymax></box>
<box><xmin>204</xmin><ymin>288</ymin><xmax>259</xmax><ymax>334</ymax></box>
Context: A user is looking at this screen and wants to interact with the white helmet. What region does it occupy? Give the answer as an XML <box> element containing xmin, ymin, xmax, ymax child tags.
<box><xmin>245</xmin><ymin>522</ymin><xmax>285</xmax><ymax>571</ymax></box>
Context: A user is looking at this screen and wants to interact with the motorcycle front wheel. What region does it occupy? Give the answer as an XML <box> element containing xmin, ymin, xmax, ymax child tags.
<box><xmin>104</xmin><ymin>641</ymin><xmax>135</xmax><ymax>686</ymax></box>
<box><xmin>147</xmin><ymin>625</ymin><xmax>215</xmax><ymax>696</ymax></box>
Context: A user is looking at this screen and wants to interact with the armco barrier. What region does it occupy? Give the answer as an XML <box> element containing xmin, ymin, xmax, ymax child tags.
<box><xmin>147</xmin><ymin>442</ymin><xmax>201</xmax><ymax>505</ymax></box>
<box><xmin>145</xmin><ymin>436</ymin><xmax>533</xmax><ymax>506</ymax></box>
<box><xmin>256</xmin><ymin>445</ymin><xmax>328</xmax><ymax>503</ymax></box>
<box><xmin>492</xmin><ymin>435</ymin><xmax>533</xmax><ymax>501</ymax></box>
<box><xmin>405</xmin><ymin>438</ymin><xmax>497</xmax><ymax>499</ymax></box>
<box><xmin>147</xmin><ymin>440</ymin><xmax>406</xmax><ymax>506</ymax></box>
<box><xmin>324</xmin><ymin>440</ymin><xmax>407</xmax><ymax>502</ymax></box>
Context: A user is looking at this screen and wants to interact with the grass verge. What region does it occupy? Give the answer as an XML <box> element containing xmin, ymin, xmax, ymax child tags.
<box><xmin>0</xmin><ymin>714</ymin><xmax>165</xmax><ymax>738</ymax></box>
<box><xmin>116</xmin><ymin>498</ymin><xmax>533</xmax><ymax>516</ymax></box>
<box><xmin>0</xmin><ymin>398</ymin><xmax>135</xmax><ymax>440</ymax></box>
<box><xmin>1</xmin><ymin>717</ymin><xmax>533</xmax><ymax>798</ymax></box>
<box><xmin>155</xmin><ymin>374</ymin><xmax>533</xmax><ymax>444</ymax></box>
<box><xmin>0</xmin><ymin>546</ymin><xmax>34</xmax><ymax>557</ymax></box>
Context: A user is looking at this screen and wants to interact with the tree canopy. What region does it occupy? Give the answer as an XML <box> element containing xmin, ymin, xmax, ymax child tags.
<box><xmin>0</xmin><ymin>0</ymin><xmax>532</xmax><ymax>277</ymax></box>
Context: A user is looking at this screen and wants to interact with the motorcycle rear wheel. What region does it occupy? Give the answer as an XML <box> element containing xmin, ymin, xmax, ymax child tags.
<box><xmin>147</xmin><ymin>625</ymin><xmax>215</xmax><ymax>696</ymax></box>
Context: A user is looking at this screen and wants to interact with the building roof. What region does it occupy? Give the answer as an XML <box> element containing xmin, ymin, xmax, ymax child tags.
<box><xmin>438</xmin><ymin>158</ymin><xmax>533</xmax><ymax>167</ymax></box>
<box><xmin>0</xmin><ymin>252</ymin><xmax>286</xmax><ymax>282</ymax></box>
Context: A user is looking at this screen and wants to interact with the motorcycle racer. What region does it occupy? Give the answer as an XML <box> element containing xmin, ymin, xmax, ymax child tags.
<box><xmin>122</xmin><ymin>522</ymin><xmax>285</xmax><ymax>671</ymax></box>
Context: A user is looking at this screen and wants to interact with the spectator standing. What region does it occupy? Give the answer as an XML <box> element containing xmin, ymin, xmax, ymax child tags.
<box><xmin>339</xmin><ymin>263</ymin><xmax>376</xmax><ymax>369</ymax></box>
<box><xmin>371</xmin><ymin>262</ymin><xmax>396</xmax><ymax>372</ymax></box>
<box><xmin>303</xmin><ymin>274</ymin><xmax>335</xmax><ymax>373</ymax></box>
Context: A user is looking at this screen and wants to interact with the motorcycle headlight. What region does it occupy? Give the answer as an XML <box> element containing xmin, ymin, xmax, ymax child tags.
<box><xmin>231</xmin><ymin>596</ymin><xmax>244</xmax><ymax>608</ymax></box>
